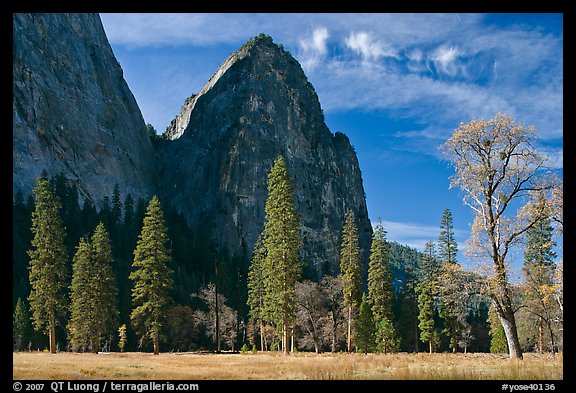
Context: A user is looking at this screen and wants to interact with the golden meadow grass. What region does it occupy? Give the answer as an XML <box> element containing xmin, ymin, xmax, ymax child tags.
<box><xmin>13</xmin><ymin>351</ymin><xmax>562</xmax><ymax>380</ymax></box>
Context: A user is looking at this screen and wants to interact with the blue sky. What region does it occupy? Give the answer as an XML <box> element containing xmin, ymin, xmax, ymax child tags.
<box><xmin>99</xmin><ymin>13</ymin><xmax>563</xmax><ymax>276</ymax></box>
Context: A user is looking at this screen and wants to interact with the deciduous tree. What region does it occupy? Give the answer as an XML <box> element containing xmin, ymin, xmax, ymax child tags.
<box><xmin>194</xmin><ymin>283</ymin><xmax>238</xmax><ymax>352</ymax></box>
<box><xmin>440</xmin><ymin>113</ymin><xmax>560</xmax><ymax>359</ymax></box>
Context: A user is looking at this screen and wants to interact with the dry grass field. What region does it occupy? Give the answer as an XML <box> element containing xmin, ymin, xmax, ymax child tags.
<box><xmin>13</xmin><ymin>351</ymin><xmax>562</xmax><ymax>380</ymax></box>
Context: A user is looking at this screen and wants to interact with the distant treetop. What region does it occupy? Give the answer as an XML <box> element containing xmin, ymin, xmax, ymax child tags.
<box><xmin>241</xmin><ymin>33</ymin><xmax>287</xmax><ymax>53</ymax></box>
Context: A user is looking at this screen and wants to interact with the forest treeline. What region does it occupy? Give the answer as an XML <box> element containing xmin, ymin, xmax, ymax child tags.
<box><xmin>12</xmin><ymin>170</ymin><xmax>561</xmax><ymax>356</ymax></box>
<box><xmin>13</xmin><ymin>116</ymin><xmax>562</xmax><ymax>357</ymax></box>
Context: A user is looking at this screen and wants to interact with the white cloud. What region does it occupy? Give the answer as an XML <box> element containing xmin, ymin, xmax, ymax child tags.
<box><xmin>376</xmin><ymin>219</ymin><xmax>467</xmax><ymax>251</ymax></box>
<box><xmin>300</xmin><ymin>27</ymin><xmax>329</xmax><ymax>56</ymax></box>
<box><xmin>100</xmin><ymin>13</ymin><xmax>562</xmax><ymax>166</ymax></box>
<box><xmin>298</xmin><ymin>27</ymin><xmax>330</xmax><ymax>71</ymax></box>
<box><xmin>430</xmin><ymin>44</ymin><xmax>461</xmax><ymax>75</ymax></box>
<box><xmin>344</xmin><ymin>31</ymin><xmax>396</xmax><ymax>61</ymax></box>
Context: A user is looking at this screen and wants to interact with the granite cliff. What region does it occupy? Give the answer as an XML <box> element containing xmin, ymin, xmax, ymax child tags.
<box><xmin>158</xmin><ymin>35</ymin><xmax>372</xmax><ymax>276</ymax></box>
<box><xmin>13</xmin><ymin>13</ymin><xmax>158</xmax><ymax>202</ymax></box>
<box><xmin>13</xmin><ymin>15</ymin><xmax>371</xmax><ymax>276</ymax></box>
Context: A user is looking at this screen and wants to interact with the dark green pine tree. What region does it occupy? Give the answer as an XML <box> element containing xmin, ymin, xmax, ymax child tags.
<box><xmin>355</xmin><ymin>293</ymin><xmax>376</xmax><ymax>354</ymax></box>
<box><xmin>112</xmin><ymin>184</ymin><xmax>123</xmax><ymax>224</ymax></box>
<box><xmin>367</xmin><ymin>220</ymin><xmax>395</xmax><ymax>326</ymax></box>
<box><xmin>13</xmin><ymin>297</ymin><xmax>32</xmax><ymax>351</ymax></box>
<box><xmin>13</xmin><ymin>190</ymin><xmax>33</xmax><ymax>306</ymax></box>
<box><xmin>488</xmin><ymin>304</ymin><xmax>509</xmax><ymax>354</ymax></box>
<box><xmin>523</xmin><ymin>194</ymin><xmax>557</xmax><ymax>353</ymax></box>
<box><xmin>68</xmin><ymin>237</ymin><xmax>97</xmax><ymax>352</ymax></box>
<box><xmin>91</xmin><ymin>223</ymin><xmax>119</xmax><ymax>347</ymax></box>
<box><xmin>69</xmin><ymin>223</ymin><xmax>119</xmax><ymax>353</ymax></box>
<box><xmin>417</xmin><ymin>241</ymin><xmax>439</xmax><ymax>353</ymax></box>
<box><xmin>420</xmin><ymin>240</ymin><xmax>440</xmax><ymax>283</ymax></box>
<box><xmin>123</xmin><ymin>194</ymin><xmax>134</xmax><ymax>231</ymax></box>
<box><xmin>27</xmin><ymin>176</ymin><xmax>69</xmax><ymax>354</ymax></box>
<box><xmin>261</xmin><ymin>156</ymin><xmax>302</xmax><ymax>355</ymax></box>
<box><xmin>130</xmin><ymin>196</ymin><xmax>174</xmax><ymax>355</ymax></box>
<box><xmin>247</xmin><ymin>234</ymin><xmax>267</xmax><ymax>351</ymax></box>
<box><xmin>437</xmin><ymin>208</ymin><xmax>463</xmax><ymax>353</ymax></box>
<box><xmin>524</xmin><ymin>196</ymin><xmax>556</xmax><ymax>268</ymax></box>
<box><xmin>375</xmin><ymin>315</ymin><xmax>399</xmax><ymax>354</ymax></box>
<box><xmin>438</xmin><ymin>208</ymin><xmax>458</xmax><ymax>265</ymax></box>
<box><xmin>417</xmin><ymin>279</ymin><xmax>437</xmax><ymax>353</ymax></box>
<box><xmin>340</xmin><ymin>209</ymin><xmax>362</xmax><ymax>353</ymax></box>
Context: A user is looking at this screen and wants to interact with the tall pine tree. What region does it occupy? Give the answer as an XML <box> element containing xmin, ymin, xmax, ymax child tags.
<box><xmin>367</xmin><ymin>219</ymin><xmax>396</xmax><ymax>352</ymax></box>
<box><xmin>91</xmin><ymin>222</ymin><xmax>119</xmax><ymax>331</ymax></box>
<box><xmin>247</xmin><ymin>234</ymin><xmax>267</xmax><ymax>351</ymax></box>
<box><xmin>28</xmin><ymin>176</ymin><xmax>69</xmax><ymax>353</ymax></box>
<box><xmin>355</xmin><ymin>293</ymin><xmax>375</xmax><ymax>354</ymax></box>
<box><xmin>340</xmin><ymin>209</ymin><xmax>362</xmax><ymax>353</ymax></box>
<box><xmin>69</xmin><ymin>222</ymin><xmax>120</xmax><ymax>352</ymax></box>
<box><xmin>112</xmin><ymin>184</ymin><xmax>123</xmax><ymax>224</ymax></box>
<box><xmin>523</xmin><ymin>194</ymin><xmax>558</xmax><ymax>353</ymax></box>
<box><xmin>417</xmin><ymin>241</ymin><xmax>440</xmax><ymax>353</ymax></box>
<box><xmin>130</xmin><ymin>196</ymin><xmax>174</xmax><ymax>355</ymax></box>
<box><xmin>488</xmin><ymin>304</ymin><xmax>509</xmax><ymax>354</ymax></box>
<box><xmin>438</xmin><ymin>208</ymin><xmax>458</xmax><ymax>265</ymax></box>
<box><xmin>13</xmin><ymin>297</ymin><xmax>31</xmax><ymax>351</ymax></box>
<box><xmin>437</xmin><ymin>208</ymin><xmax>464</xmax><ymax>353</ymax></box>
<box><xmin>68</xmin><ymin>237</ymin><xmax>97</xmax><ymax>352</ymax></box>
<box><xmin>261</xmin><ymin>156</ymin><xmax>302</xmax><ymax>355</ymax></box>
<box><xmin>417</xmin><ymin>279</ymin><xmax>437</xmax><ymax>353</ymax></box>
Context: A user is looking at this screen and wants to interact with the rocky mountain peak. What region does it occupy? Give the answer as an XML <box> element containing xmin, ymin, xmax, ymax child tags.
<box><xmin>159</xmin><ymin>34</ymin><xmax>372</xmax><ymax>276</ymax></box>
<box><xmin>164</xmin><ymin>33</ymin><xmax>314</xmax><ymax>142</ymax></box>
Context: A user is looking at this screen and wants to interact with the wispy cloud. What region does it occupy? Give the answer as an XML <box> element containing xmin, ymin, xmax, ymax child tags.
<box><xmin>376</xmin><ymin>219</ymin><xmax>467</xmax><ymax>251</ymax></box>
<box><xmin>100</xmin><ymin>13</ymin><xmax>563</xmax><ymax>165</ymax></box>
<box><xmin>430</xmin><ymin>44</ymin><xmax>461</xmax><ymax>75</ymax></box>
<box><xmin>298</xmin><ymin>27</ymin><xmax>330</xmax><ymax>70</ymax></box>
<box><xmin>344</xmin><ymin>31</ymin><xmax>396</xmax><ymax>62</ymax></box>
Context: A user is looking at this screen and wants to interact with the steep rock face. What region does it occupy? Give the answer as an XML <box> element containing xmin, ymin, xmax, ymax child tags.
<box><xmin>159</xmin><ymin>36</ymin><xmax>372</xmax><ymax>276</ymax></box>
<box><xmin>13</xmin><ymin>13</ymin><xmax>158</xmax><ymax>202</ymax></box>
<box><xmin>164</xmin><ymin>93</ymin><xmax>197</xmax><ymax>140</ymax></box>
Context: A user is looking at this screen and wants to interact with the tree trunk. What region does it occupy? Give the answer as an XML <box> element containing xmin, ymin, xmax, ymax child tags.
<box><xmin>429</xmin><ymin>339</ymin><xmax>433</xmax><ymax>354</ymax></box>
<box><xmin>331</xmin><ymin>311</ymin><xmax>337</xmax><ymax>353</ymax></box>
<box><xmin>90</xmin><ymin>337</ymin><xmax>98</xmax><ymax>354</ymax></box>
<box><xmin>495</xmin><ymin>300</ymin><xmax>523</xmax><ymax>359</ymax></box>
<box><xmin>347</xmin><ymin>305</ymin><xmax>353</xmax><ymax>353</ymax></box>
<box><xmin>49</xmin><ymin>320</ymin><xmax>57</xmax><ymax>354</ymax></box>
<box><xmin>215</xmin><ymin>277</ymin><xmax>220</xmax><ymax>353</ymax></box>
<box><xmin>259</xmin><ymin>322</ymin><xmax>265</xmax><ymax>352</ymax></box>
<box><xmin>283</xmin><ymin>321</ymin><xmax>289</xmax><ymax>355</ymax></box>
<box><xmin>414</xmin><ymin>318</ymin><xmax>419</xmax><ymax>353</ymax></box>
<box><xmin>547</xmin><ymin>320</ymin><xmax>556</xmax><ymax>354</ymax></box>
<box><xmin>153</xmin><ymin>335</ymin><xmax>159</xmax><ymax>355</ymax></box>
<box><xmin>538</xmin><ymin>318</ymin><xmax>543</xmax><ymax>353</ymax></box>
<box><xmin>493</xmin><ymin>261</ymin><xmax>524</xmax><ymax>360</ymax></box>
